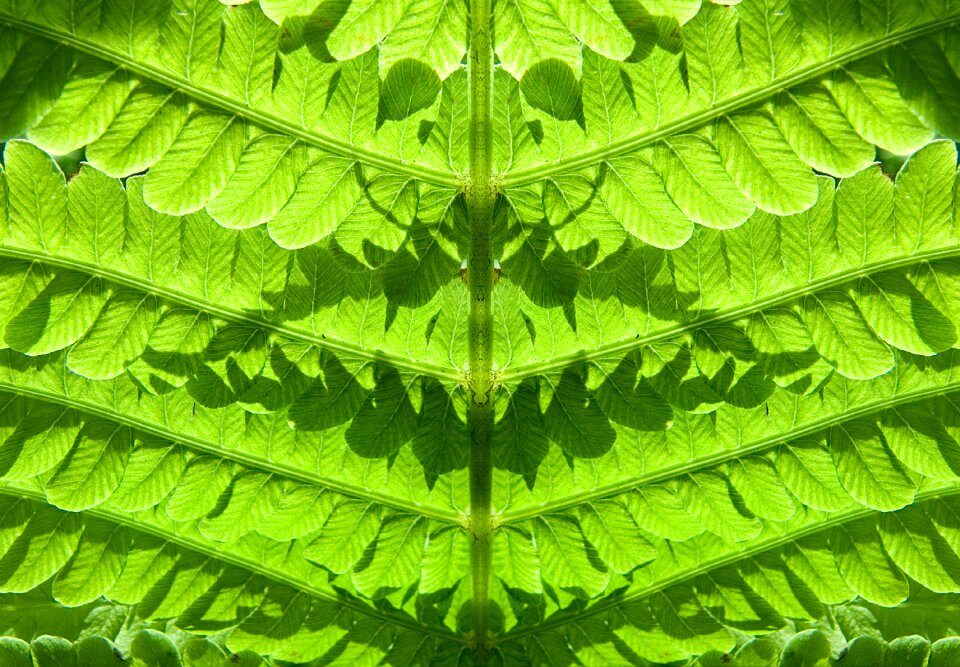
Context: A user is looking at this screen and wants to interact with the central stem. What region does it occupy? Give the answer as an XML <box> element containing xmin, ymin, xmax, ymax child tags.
<box><xmin>466</xmin><ymin>0</ymin><xmax>496</xmax><ymax>657</ymax></box>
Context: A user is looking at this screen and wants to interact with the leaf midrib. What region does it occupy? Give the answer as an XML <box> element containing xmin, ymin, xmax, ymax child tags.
<box><xmin>0</xmin><ymin>13</ymin><xmax>461</xmax><ymax>189</ymax></box>
<box><xmin>503</xmin><ymin>14</ymin><xmax>960</xmax><ymax>186</ymax></box>
<box><xmin>498</xmin><ymin>481</ymin><xmax>960</xmax><ymax>643</ymax></box>
<box><xmin>0</xmin><ymin>378</ymin><xmax>462</xmax><ymax>525</ymax></box>
<box><xmin>0</xmin><ymin>246</ymin><xmax>461</xmax><ymax>383</ymax></box>
<box><xmin>499</xmin><ymin>377</ymin><xmax>960</xmax><ymax>523</ymax></box>
<box><xmin>503</xmin><ymin>246</ymin><xmax>960</xmax><ymax>382</ymax></box>
<box><xmin>0</xmin><ymin>481</ymin><xmax>463</xmax><ymax>644</ymax></box>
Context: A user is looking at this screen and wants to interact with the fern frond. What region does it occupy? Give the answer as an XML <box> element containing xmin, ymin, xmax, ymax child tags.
<box><xmin>0</xmin><ymin>485</ymin><xmax>464</xmax><ymax>662</ymax></box>
<box><xmin>0</xmin><ymin>140</ymin><xmax>464</xmax><ymax>383</ymax></box>
<box><xmin>498</xmin><ymin>487</ymin><xmax>960</xmax><ymax>665</ymax></box>
<box><xmin>1</xmin><ymin>0</ymin><xmax>960</xmax><ymax>663</ymax></box>
<box><xmin>503</xmin><ymin>140</ymin><xmax>960</xmax><ymax>451</ymax></box>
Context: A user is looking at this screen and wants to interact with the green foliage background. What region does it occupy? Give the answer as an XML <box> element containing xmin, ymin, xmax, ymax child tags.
<box><xmin>0</xmin><ymin>0</ymin><xmax>960</xmax><ymax>665</ymax></box>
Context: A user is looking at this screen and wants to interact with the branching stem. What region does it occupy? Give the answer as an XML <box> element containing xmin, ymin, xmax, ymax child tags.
<box><xmin>466</xmin><ymin>0</ymin><xmax>496</xmax><ymax>659</ymax></box>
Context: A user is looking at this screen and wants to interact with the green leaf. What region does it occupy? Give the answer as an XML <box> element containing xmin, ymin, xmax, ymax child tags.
<box><xmin>827</xmin><ymin>59</ymin><xmax>934</xmax><ymax>155</ymax></box>
<box><xmin>591</xmin><ymin>354</ymin><xmax>673</xmax><ymax>431</ymax></box>
<box><xmin>104</xmin><ymin>441</ymin><xmax>187</xmax><ymax>513</ymax></box>
<box><xmin>85</xmin><ymin>86</ymin><xmax>190</xmax><ymax>178</ymax></box>
<box><xmin>304</xmin><ymin>500</ymin><xmax>381</xmax><ymax>574</ymax></box>
<box><xmin>27</xmin><ymin>59</ymin><xmax>134</xmax><ymax>156</ymax></box>
<box><xmin>205</xmin><ymin>135</ymin><xmax>310</xmax><ymax>230</ymax></box>
<box><xmin>0</xmin><ymin>38</ymin><xmax>72</xmax><ymax>142</ymax></box>
<box><xmin>599</xmin><ymin>158</ymin><xmax>693</xmax><ymax>249</ymax></box>
<box><xmin>0</xmin><ymin>404</ymin><xmax>80</xmax><ymax>481</ymax></box>
<box><xmin>533</xmin><ymin>515</ymin><xmax>609</xmax><ymax>598</ymax></box>
<box><xmin>492</xmin><ymin>526</ymin><xmax>541</xmax><ymax>593</ymax></box>
<box><xmin>493</xmin><ymin>0</ymin><xmax>580</xmax><ymax>77</ymax></box>
<box><xmin>412</xmin><ymin>380</ymin><xmax>469</xmax><ymax>483</ymax></box>
<box><xmin>29</xmin><ymin>636</ymin><xmax>75</xmax><ymax>667</ymax></box>
<box><xmin>379</xmin><ymin>59</ymin><xmax>442</xmax><ymax>122</ymax></box>
<box><xmin>715</xmin><ymin>110</ymin><xmax>819</xmax><ymax>215</ymax></box>
<box><xmin>544</xmin><ymin>368</ymin><xmax>616</xmax><ymax>458</ymax></box>
<box><xmin>45</xmin><ymin>421</ymin><xmax>132</xmax><ymax>512</ymax></box>
<box><xmin>158</xmin><ymin>456</ymin><xmax>234</xmax><ymax>523</ymax></box>
<box><xmin>345</xmin><ymin>367</ymin><xmax>418</xmax><ymax>458</ymax></box>
<box><xmin>4</xmin><ymin>140</ymin><xmax>66</xmax><ymax>252</ymax></box>
<box><xmin>52</xmin><ymin>520</ymin><xmax>129</xmax><ymax>606</ymax></box>
<box><xmin>773</xmin><ymin>84</ymin><xmax>876</xmax><ymax>179</ymax></box>
<box><xmin>493</xmin><ymin>379</ymin><xmax>550</xmax><ymax>477</ymax></box>
<box><xmin>0</xmin><ymin>1</ymin><xmax>959</xmax><ymax>663</ymax></box>
<box><xmin>832</xmin><ymin>521</ymin><xmax>909</xmax><ymax>606</ymax></box>
<box><xmin>420</xmin><ymin>525</ymin><xmax>470</xmax><ymax>593</ymax></box>
<box><xmin>0</xmin><ymin>506</ymin><xmax>82</xmax><ymax>593</ymax></box>
<box><xmin>653</xmin><ymin>135</ymin><xmax>756</xmax><ymax>229</ymax></box>
<box><xmin>352</xmin><ymin>514</ymin><xmax>428</xmax><ymax>598</ymax></box>
<box><xmin>856</xmin><ymin>271</ymin><xmax>956</xmax><ymax>356</ymax></box>
<box><xmin>198</xmin><ymin>471</ymin><xmax>282</xmax><ymax>542</ymax></box>
<box><xmin>267</xmin><ymin>156</ymin><xmax>361</xmax><ymax>249</ymax></box>
<box><xmin>143</xmin><ymin>112</ymin><xmax>247</xmax><ymax>215</ymax></box>
<box><xmin>829</xmin><ymin>422</ymin><xmax>916</xmax><ymax>512</ymax></box>
<box><xmin>68</xmin><ymin>291</ymin><xmax>161</xmax><ymax>380</ymax></box>
<box><xmin>129</xmin><ymin>629</ymin><xmax>180</xmax><ymax>667</ymax></box>
<box><xmin>802</xmin><ymin>289</ymin><xmax>895</xmax><ymax>381</ymax></box>
<box><xmin>323</xmin><ymin>49</ymin><xmax>379</xmax><ymax>146</ymax></box>
<box><xmin>520</xmin><ymin>59</ymin><xmax>583</xmax><ymax>122</ymax></box>
<box><xmin>379</xmin><ymin>0</ymin><xmax>468</xmax><ymax>79</ymax></box>
<box><xmin>578</xmin><ymin>500</ymin><xmax>656</xmax><ymax>574</ymax></box>
<box><xmin>681</xmin><ymin>470</ymin><xmax>761</xmax><ymax>542</ymax></box>
<box><xmin>3</xmin><ymin>272</ymin><xmax>106</xmax><ymax>356</ymax></box>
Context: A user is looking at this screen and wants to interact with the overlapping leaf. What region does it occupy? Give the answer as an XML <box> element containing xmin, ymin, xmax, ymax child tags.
<box><xmin>0</xmin><ymin>588</ymin><xmax>272</xmax><ymax>666</ymax></box>
<box><xmin>496</xmin><ymin>488</ymin><xmax>960</xmax><ymax>665</ymax></box>
<box><xmin>496</xmin><ymin>140</ymin><xmax>960</xmax><ymax>464</ymax></box>
<box><xmin>0</xmin><ymin>0</ymin><xmax>466</xmax><ymax>264</ymax></box>
<box><xmin>0</xmin><ymin>488</ymin><xmax>464</xmax><ymax>663</ymax></box>
<box><xmin>1</xmin><ymin>0</ymin><xmax>960</xmax><ymax>664</ymax></box>
<box><xmin>497</xmin><ymin>0</ymin><xmax>959</xmax><ymax>251</ymax></box>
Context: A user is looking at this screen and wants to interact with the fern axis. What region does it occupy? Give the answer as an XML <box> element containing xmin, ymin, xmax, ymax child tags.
<box><xmin>466</xmin><ymin>0</ymin><xmax>497</xmax><ymax>657</ymax></box>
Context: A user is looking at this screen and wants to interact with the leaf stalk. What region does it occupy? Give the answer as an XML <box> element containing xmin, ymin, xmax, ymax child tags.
<box><xmin>466</xmin><ymin>0</ymin><xmax>497</xmax><ymax>658</ymax></box>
